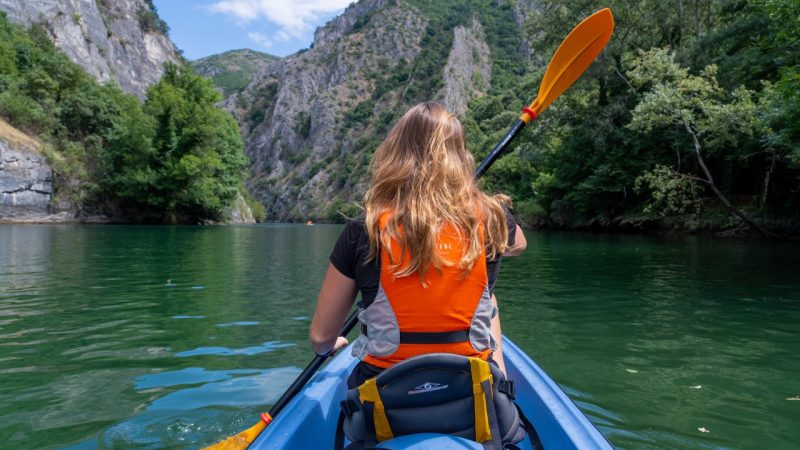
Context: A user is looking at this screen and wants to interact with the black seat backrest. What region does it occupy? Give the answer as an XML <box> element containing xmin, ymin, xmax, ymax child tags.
<box><xmin>342</xmin><ymin>353</ymin><xmax>525</xmax><ymax>446</ymax></box>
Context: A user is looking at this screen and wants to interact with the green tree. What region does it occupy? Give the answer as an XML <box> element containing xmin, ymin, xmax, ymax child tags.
<box><xmin>627</xmin><ymin>48</ymin><xmax>774</xmax><ymax>236</ymax></box>
<box><xmin>460</xmin><ymin>0</ymin><xmax>800</xmax><ymax>232</ymax></box>
<box><xmin>137</xmin><ymin>63</ymin><xmax>247</xmax><ymax>223</ymax></box>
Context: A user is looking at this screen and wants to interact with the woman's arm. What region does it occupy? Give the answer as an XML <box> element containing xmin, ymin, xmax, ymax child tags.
<box><xmin>502</xmin><ymin>225</ymin><xmax>527</xmax><ymax>257</ymax></box>
<box><xmin>490</xmin><ymin>293</ymin><xmax>506</xmax><ymax>374</ymax></box>
<box><xmin>310</xmin><ymin>263</ymin><xmax>358</xmax><ymax>355</ymax></box>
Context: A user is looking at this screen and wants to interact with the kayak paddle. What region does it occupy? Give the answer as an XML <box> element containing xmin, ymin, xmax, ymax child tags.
<box><xmin>475</xmin><ymin>7</ymin><xmax>614</xmax><ymax>177</ymax></box>
<box><xmin>205</xmin><ymin>7</ymin><xmax>613</xmax><ymax>450</ymax></box>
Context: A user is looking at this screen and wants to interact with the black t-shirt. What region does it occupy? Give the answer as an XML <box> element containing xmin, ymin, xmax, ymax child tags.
<box><xmin>329</xmin><ymin>209</ymin><xmax>518</xmax><ymax>308</ymax></box>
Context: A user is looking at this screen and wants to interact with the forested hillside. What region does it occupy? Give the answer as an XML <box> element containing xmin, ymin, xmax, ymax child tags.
<box><xmin>192</xmin><ymin>49</ymin><xmax>278</xmax><ymax>97</ymax></box>
<box><xmin>465</xmin><ymin>0</ymin><xmax>799</xmax><ymax>235</ymax></box>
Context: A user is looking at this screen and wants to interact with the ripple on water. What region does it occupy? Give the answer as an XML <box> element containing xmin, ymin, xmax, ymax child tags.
<box><xmin>135</xmin><ymin>367</ymin><xmax>263</xmax><ymax>389</ymax></box>
<box><xmin>215</xmin><ymin>321</ymin><xmax>259</xmax><ymax>327</ymax></box>
<box><xmin>175</xmin><ymin>341</ymin><xmax>295</xmax><ymax>357</ymax></box>
<box><xmin>83</xmin><ymin>367</ymin><xmax>302</xmax><ymax>449</ymax></box>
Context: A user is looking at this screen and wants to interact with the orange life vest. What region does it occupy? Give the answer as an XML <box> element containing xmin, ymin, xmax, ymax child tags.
<box><xmin>351</xmin><ymin>212</ymin><xmax>495</xmax><ymax>369</ymax></box>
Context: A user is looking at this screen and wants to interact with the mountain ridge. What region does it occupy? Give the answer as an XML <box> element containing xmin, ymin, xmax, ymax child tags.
<box><xmin>223</xmin><ymin>0</ymin><xmax>531</xmax><ymax>221</ymax></box>
<box><xmin>192</xmin><ymin>49</ymin><xmax>279</xmax><ymax>97</ymax></box>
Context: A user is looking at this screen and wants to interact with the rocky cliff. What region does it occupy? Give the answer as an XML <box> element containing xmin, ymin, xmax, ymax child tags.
<box><xmin>0</xmin><ymin>0</ymin><xmax>179</xmax><ymax>98</ymax></box>
<box><xmin>226</xmin><ymin>0</ymin><xmax>529</xmax><ymax>221</ymax></box>
<box><xmin>439</xmin><ymin>18</ymin><xmax>492</xmax><ymax>115</ymax></box>
<box><xmin>0</xmin><ymin>119</ymin><xmax>55</xmax><ymax>221</ymax></box>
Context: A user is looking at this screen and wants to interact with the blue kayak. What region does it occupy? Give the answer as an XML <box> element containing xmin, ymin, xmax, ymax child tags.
<box><xmin>250</xmin><ymin>337</ymin><xmax>612</xmax><ymax>449</ymax></box>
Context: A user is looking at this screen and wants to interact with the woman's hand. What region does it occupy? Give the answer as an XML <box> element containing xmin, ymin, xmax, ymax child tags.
<box><xmin>333</xmin><ymin>336</ymin><xmax>349</xmax><ymax>352</ymax></box>
<box><xmin>314</xmin><ymin>336</ymin><xmax>349</xmax><ymax>357</ymax></box>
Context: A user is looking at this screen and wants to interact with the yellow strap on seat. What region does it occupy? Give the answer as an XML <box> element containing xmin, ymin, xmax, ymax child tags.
<box><xmin>469</xmin><ymin>357</ymin><xmax>494</xmax><ymax>443</ymax></box>
<box><xmin>358</xmin><ymin>377</ymin><xmax>394</xmax><ymax>442</ymax></box>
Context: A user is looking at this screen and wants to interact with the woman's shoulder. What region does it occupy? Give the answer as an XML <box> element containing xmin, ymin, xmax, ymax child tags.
<box><xmin>331</xmin><ymin>217</ymin><xmax>370</xmax><ymax>278</ymax></box>
<box><xmin>342</xmin><ymin>216</ymin><xmax>367</xmax><ymax>234</ymax></box>
<box><xmin>337</xmin><ymin>217</ymin><xmax>369</xmax><ymax>248</ymax></box>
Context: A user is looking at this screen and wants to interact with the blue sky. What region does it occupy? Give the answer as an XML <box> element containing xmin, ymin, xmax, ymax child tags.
<box><xmin>152</xmin><ymin>0</ymin><xmax>352</xmax><ymax>60</ymax></box>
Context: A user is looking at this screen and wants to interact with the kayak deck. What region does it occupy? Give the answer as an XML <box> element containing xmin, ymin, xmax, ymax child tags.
<box><xmin>250</xmin><ymin>336</ymin><xmax>612</xmax><ymax>449</ymax></box>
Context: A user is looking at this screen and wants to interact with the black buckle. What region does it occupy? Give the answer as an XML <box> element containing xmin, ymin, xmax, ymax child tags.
<box><xmin>340</xmin><ymin>399</ymin><xmax>358</xmax><ymax>417</ymax></box>
<box><xmin>498</xmin><ymin>379</ymin><xmax>515</xmax><ymax>399</ymax></box>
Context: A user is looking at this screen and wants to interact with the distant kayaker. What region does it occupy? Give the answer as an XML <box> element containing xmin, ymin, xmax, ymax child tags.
<box><xmin>310</xmin><ymin>102</ymin><xmax>526</xmax><ymax>388</ymax></box>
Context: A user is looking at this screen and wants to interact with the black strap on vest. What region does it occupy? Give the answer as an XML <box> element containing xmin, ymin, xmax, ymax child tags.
<box><xmin>334</xmin><ymin>409</ymin><xmax>346</xmax><ymax>450</ymax></box>
<box><xmin>481</xmin><ymin>379</ymin><xmax>504</xmax><ymax>450</ymax></box>
<box><xmin>399</xmin><ymin>330</ymin><xmax>470</xmax><ymax>344</ymax></box>
<box><xmin>516</xmin><ymin>404</ymin><xmax>544</xmax><ymax>450</ymax></box>
<box><xmin>360</xmin><ymin>327</ymin><xmax>471</xmax><ymax>344</ymax></box>
<box><xmin>341</xmin><ymin>399</ymin><xmax>358</xmax><ymax>417</ymax></box>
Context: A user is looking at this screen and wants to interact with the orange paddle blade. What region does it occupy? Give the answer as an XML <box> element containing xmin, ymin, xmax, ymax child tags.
<box><xmin>521</xmin><ymin>8</ymin><xmax>614</xmax><ymax>123</ymax></box>
<box><xmin>203</xmin><ymin>413</ymin><xmax>271</xmax><ymax>450</ymax></box>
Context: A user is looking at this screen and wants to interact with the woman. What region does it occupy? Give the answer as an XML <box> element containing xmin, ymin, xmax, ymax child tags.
<box><xmin>310</xmin><ymin>102</ymin><xmax>526</xmax><ymax>388</ymax></box>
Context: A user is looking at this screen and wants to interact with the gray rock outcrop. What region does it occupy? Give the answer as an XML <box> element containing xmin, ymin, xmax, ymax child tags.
<box><xmin>438</xmin><ymin>19</ymin><xmax>492</xmax><ymax>115</ymax></box>
<box><xmin>0</xmin><ymin>121</ymin><xmax>58</xmax><ymax>221</ymax></box>
<box><xmin>225</xmin><ymin>193</ymin><xmax>256</xmax><ymax>224</ymax></box>
<box><xmin>0</xmin><ymin>144</ymin><xmax>51</xmax><ymax>211</ymax></box>
<box><xmin>510</xmin><ymin>0</ymin><xmax>539</xmax><ymax>61</ymax></box>
<box><xmin>0</xmin><ymin>0</ymin><xmax>179</xmax><ymax>98</ymax></box>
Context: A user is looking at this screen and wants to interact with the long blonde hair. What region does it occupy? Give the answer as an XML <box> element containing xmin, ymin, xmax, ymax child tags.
<box><xmin>364</xmin><ymin>102</ymin><xmax>510</xmax><ymax>282</ymax></box>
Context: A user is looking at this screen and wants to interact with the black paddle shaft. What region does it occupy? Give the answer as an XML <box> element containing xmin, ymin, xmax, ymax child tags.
<box><xmin>475</xmin><ymin>119</ymin><xmax>527</xmax><ymax>179</ymax></box>
<box><xmin>264</xmin><ymin>116</ymin><xmax>528</xmax><ymax>423</ymax></box>
<box><xmin>267</xmin><ymin>312</ymin><xmax>360</xmax><ymax>417</ymax></box>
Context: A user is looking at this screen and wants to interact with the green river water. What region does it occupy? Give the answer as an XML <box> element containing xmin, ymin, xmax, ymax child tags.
<box><xmin>0</xmin><ymin>224</ymin><xmax>798</xmax><ymax>449</ymax></box>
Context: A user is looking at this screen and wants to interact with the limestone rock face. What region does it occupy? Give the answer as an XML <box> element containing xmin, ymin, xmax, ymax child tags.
<box><xmin>0</xmin><ymin>0</ymin><xmax>179</xmax><ymax>98</ymax></box>
<box><xmin>0</xmin><ymin>121</ymin><xmax>55</xmax><ymax>220</ymax></box>
<box><xmin>312</xmin><ymin>0</ymin><xmax>388</xmax><ymax>48</ymax></box>
<box><xmin>0</xmin><ymin>143</ymin><xmax>51</xmax><ymax>211</ymax></box>
<box><xmin>226</xmin><ymin>0</ymin><xmax>428</xmax><ymax>220</ymax></box>
<box><xmin>225</xmin><ymin>193</ymin><xmax>256</xmax><ymax>224</ymax></box>
<box><xmin>439</xmin><ymin>19</ymin><xmax>492</xmax><ymax>115</ymax></box>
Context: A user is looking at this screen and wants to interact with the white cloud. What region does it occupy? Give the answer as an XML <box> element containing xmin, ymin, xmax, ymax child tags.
<box><xmin>209</xmin><ymin>0</ymin><xmax>352</xmax><ymax>39</ymax></box>
<box><xmin>275</xmin><ymin>30</ymin><xmax>291</xmax><ymax>42</ymax></box>
<box><xmin>248</xmin><ymin>31</ymin><xmax>273</xmax><ymax>48</ymax></box>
